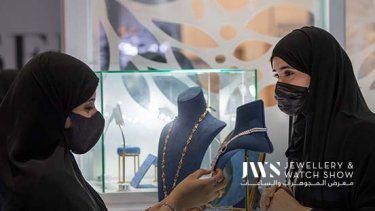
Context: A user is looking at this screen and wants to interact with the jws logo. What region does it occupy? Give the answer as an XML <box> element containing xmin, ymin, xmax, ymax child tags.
<box><xmin>242</xmin><ymin>162</ymin><xmax>281</xmax><ymax>178</ymax></box>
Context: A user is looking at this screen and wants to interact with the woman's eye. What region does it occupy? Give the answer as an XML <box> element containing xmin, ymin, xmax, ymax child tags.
<box><xmin>273</xmin><ymin>73</ymin><xmax>279</xmax><ymax>79</ymax></box>
<box><xmin>284</xmin><ymin>70</ymin><xmax>294</xmax><ymax>77</ymax></box>
<box><xmin>85</xmin><ymin>107</ymin><xmax>93</xmax><ymax>111</ymax></box>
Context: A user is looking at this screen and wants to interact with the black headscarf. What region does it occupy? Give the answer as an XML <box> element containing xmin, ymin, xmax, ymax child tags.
<box><xmin>271</xmin><ymin>26</ymin><xmax>375</xmax><ymax>209</ymax></box>
<box><xmin>0</xmin><ymin>52</ymin><xmax>107</xmax><ymax>210</ymax></box>
<box><xmin>0</xmin><ymin>70</ymin><xmax>18</xmax><ymax>104</ymax></box>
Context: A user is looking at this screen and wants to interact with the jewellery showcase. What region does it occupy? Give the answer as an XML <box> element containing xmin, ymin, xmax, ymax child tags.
<box><xmin>80</xmin><ymin>69</ymin><xmax>266</xmax><ymax>209</ymax></box>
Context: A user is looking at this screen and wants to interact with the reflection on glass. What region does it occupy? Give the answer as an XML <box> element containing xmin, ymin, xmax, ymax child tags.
<box><xmin>152</xmin><ymin>76</ymin><xmax>190</xmax><ymax>105</ymax></box>
<box><xmin>121</xmin><ymin>75</ymin><xmax>150</xmax><ymax>109</ymax></box>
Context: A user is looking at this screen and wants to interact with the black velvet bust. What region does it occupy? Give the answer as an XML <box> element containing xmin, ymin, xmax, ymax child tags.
<box><xmin>157</xmin><ymin>87</ymin><xmax>226</xmax><ymax>201</ymax></box>
<box><xmin>214</xmin><ymin>100</ymin><xmax>273</xmax><ymax>170</ymax></box>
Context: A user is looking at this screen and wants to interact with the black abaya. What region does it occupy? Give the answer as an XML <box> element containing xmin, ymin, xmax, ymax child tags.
<box><xmin>0</xmin><ymin>70</ymin><xmax>18</xmax><ymax>208</ymax></box>
<box><xmin>0</xmin><ymin>52</ymin><xmax>107</xmax><ymax>211</ymax></box>
<box><xmin>272</xmin><ymin>26</ymin><xmax>375</xmax><ymax>210</ymax></box>
<box><xmin>0</xmin><ymin>70</ymin><xmax>18</xmax><ymax>104</ymax></box>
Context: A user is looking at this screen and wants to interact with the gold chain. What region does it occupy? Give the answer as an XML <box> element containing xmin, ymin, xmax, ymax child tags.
<box><xmin>161</xmin><ymin>108</ymin><xmax>209</xmax><ymax>198</ymax></box>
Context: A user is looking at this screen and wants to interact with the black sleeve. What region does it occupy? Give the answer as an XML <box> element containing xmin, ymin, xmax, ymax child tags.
<box><xmin>312</xmin><ymin>122</ymin><xmax>375</xmax><ymax>211</ymax></box>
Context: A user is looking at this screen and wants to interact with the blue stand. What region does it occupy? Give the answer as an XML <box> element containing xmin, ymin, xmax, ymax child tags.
<box><xmin>130</xmin><ymin>154</ymin><xmax>158</xmax><ymax>188</ymax></box>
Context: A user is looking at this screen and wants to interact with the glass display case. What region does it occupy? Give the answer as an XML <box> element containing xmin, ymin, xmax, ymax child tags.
<box><xmin>77</xmin><ymin>68</ymin><xmax>258</xmax><ymax>206</ymax></box>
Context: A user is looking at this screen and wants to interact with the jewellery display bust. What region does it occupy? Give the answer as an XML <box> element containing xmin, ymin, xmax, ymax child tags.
<box><xmin>211</xmin><ymin>100</ymin><xmax>274</xmax><ymax>206</ymax></box>
<box><xmin>157</xmin><ymin>87</ymin><xmax>226</xmax><ymax>201</ymax></box>
<box><xmin>213</xmin><ymin>100</ymin><xmax>273</xmax><ymax>170</ymax></box>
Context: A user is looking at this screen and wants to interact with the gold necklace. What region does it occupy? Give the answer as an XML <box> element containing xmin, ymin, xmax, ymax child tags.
<box><xmin>210</xmin><ymin>127</ymin><xmax>267</xmax><ymax>170</ymax></box>
<box><xmin>161</xmin><ymin>108</ymin><xmax>209</xmax><ymax>198</ymax></box>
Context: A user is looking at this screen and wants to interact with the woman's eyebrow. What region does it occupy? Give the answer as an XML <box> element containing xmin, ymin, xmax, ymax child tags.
<box><xmin>280</xmin><ymin>65</ymin><xmax>293</xmax><ymax>70</ymax></box>
<box><xmin>87</xmin><ymin>98</ymin><xmax>96</xmax><ymax>103</ymax></box>
<box><xmin>273</xmin><ymin>65</ymin><xmax>292</xmax><ymax>72</ymax></box>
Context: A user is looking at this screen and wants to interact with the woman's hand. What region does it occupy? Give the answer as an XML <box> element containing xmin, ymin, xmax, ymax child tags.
<box><xmin>165</xmin><ymin>168</ymin><xmax>227</xmax><ymax>210</ymax></box>
<box><xmin>268</xmin><ymin>188</ymin><xmax>311</xmax><ymax>211</ymax></box>
<box><xmin>260</xmin><ymin>185</ymin><xmax>280</xmax><ymax>211</ymax></box>
<box><xmin>260</xmin><ymin>185</ymin><xmax>294</xmax><ymax>211</ymax></box>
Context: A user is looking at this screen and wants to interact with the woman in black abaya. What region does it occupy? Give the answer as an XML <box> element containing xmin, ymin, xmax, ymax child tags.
<box><xmin>260</xmin><ymin>26</ymin><xmax>375</xmax><ymax>210</ymax></box>
<box><xmin>0</xmin><ymin>52</ymin><xmax>226</xmax><ymax>211</ymax></box>
<box><xmin>0</xmin><ymin>52</ymin><xmax>109</xmax><ymax>210</ymax></box>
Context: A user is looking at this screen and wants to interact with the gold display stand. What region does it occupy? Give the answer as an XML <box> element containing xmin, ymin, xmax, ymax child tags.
<box><xmin>118</xmin><ymin>152</ymin><xmax>140</xmax><ymax>183</ymax></box>
<box><xmin>246</xmin><ymin>151</ymin><xmax>266</xmax><ymax>211</ymax></box>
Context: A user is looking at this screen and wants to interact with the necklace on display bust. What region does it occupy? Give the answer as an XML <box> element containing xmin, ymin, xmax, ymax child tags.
<box><xmin>210</xmin><ymin>127</ymin><xmax>267</xmax><ymax>170</ymax></box>
<box><xmin>161</xmin><ymin>108</ymin><xmax>210</xmax><ymax>198</ymax></box>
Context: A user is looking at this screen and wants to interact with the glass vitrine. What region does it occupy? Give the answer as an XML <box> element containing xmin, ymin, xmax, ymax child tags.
<box><xmin>76</xmin><ymin>69</ymin><xmax>257</xmax><ymax>210</ymax></box>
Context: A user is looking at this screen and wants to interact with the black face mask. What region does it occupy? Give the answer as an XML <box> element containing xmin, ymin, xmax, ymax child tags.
<box><xmin>274</xmin><ymin>82</ymin><xmax>309</xmax><ymax>116</ymax></box>
<box><xmin>64</xmin><ymin>112</ymin><xmax>105</xmax><ymax>154</ymax></box>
